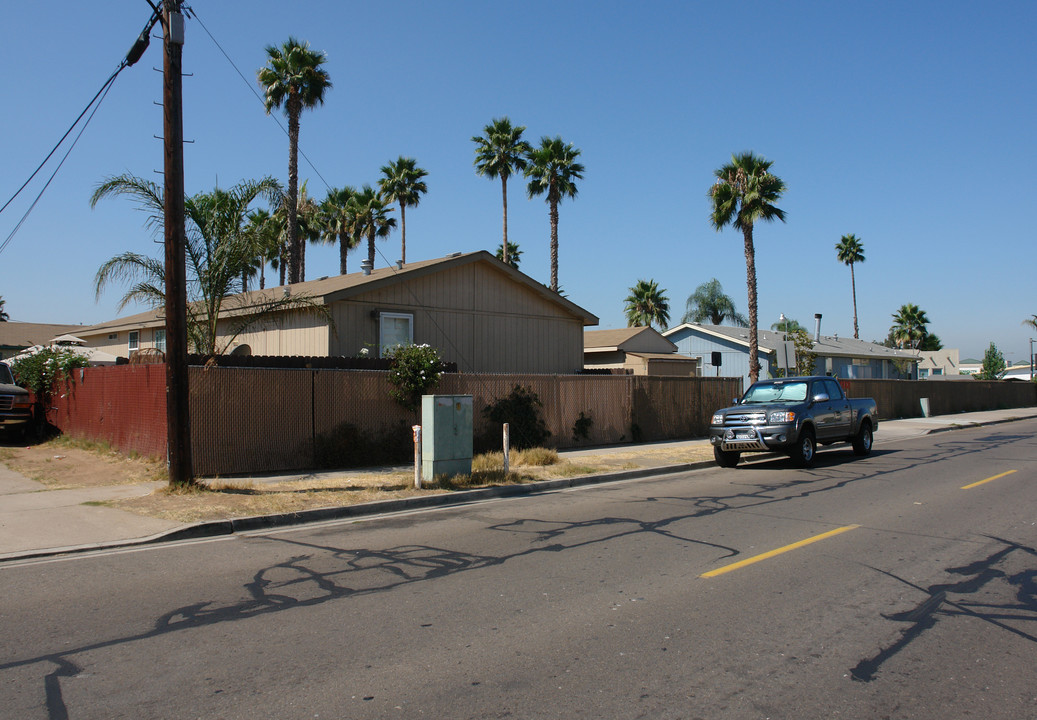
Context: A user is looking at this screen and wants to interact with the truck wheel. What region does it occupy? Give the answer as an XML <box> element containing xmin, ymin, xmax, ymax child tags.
<box><xmin>852</xmin><ymin>421</ymin><xmax>873</xmax><ymax>456</ymax></box>
<box><xmin>790</xmin><ymin>428</ymin><xmax>816</xmax><ymax>468</ymax></box>
<box><xmin>714</xmin><ymin>447</ymin><xmax>740</xmax><ymax>468</ymax></box>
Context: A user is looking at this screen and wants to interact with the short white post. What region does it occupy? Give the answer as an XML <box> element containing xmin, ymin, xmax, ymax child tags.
<box><xmin>502</xmin><ymin>422</ymin><xmax>510</xmax><ymax>475</ymax></box>
<box><xmin>412</xmin><ymin>425</ymin><xmax>422</xmax><ymax>489</ymax></box>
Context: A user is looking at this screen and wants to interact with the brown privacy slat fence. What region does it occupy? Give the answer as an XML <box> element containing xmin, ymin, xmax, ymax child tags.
<box><xmin>839</xmin><ymin>379</ymin><xmax>1037</xmax><ymax>420</ymax></box>
<box><xmin>47</xmin><ymin>366</ymin><xmax>1035</xmax><ymax>477</ymax></box>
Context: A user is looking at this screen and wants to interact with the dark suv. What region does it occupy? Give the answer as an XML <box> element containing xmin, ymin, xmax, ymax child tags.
<box><xmin>0</xmin><ymin>362</ymin><xmax>34</xmax><ymax>439</ymax></box>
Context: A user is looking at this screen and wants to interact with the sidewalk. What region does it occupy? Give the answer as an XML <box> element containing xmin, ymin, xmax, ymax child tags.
<box><xmin>2</xmin><ymin>407</ymin><xmax>1035</xmax><ymax>562</ymax></box>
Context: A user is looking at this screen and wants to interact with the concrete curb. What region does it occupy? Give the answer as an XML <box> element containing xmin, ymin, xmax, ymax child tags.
<box><xmin>0</xmin><ymin>460</ymin><xmax>717</xmax><ymax>563</ymax></box>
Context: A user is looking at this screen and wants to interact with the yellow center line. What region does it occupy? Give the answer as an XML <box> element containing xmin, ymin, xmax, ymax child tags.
<box><xmin>700</xmin><ymin>524</ymin><xmax>860</xmax><ymax>578</ymax></box>
<box><xmin>961</xmin><ymin>469</ymin><xmax>1017</xmax><ymax>490</ymax></box>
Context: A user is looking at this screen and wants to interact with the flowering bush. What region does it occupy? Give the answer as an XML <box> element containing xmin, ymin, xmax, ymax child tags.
<box><xmin>385</xmin><ymin>343</ymin><xmax>444</xmax><ymax>411</ymax></box>
<box><xmin>9</xmin><ymin>347</ymin><xmax>91</xmax><ymax>398</ymax></box>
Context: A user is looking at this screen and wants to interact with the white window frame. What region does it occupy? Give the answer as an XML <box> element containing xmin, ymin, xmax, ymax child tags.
<box><xmin>378</xmin><ymin>312</ymin><xmax>413</xmax><ymax>357</ymax></box>
<box><xmin>128</xmin><ymin>331</ymin><xmax>139</xmax><ymax>354</ymax></box>
<box><xmin>154</xmin><ymin>329</ymin><xmax>166</xmax><ymax>353</ymax></box>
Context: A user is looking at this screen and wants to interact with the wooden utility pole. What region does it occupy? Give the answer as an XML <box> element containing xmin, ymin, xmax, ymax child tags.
<box><xmin>162</xmin><ymin>0</ymin><xmax>193</xmax><ymax>486</ymax></box>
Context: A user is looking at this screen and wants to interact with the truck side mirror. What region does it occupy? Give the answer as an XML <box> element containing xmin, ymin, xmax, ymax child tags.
<box><xmin>812</xmin><ymin>392</ymin><xmax>830</xmax><ymax>404</ymax></box>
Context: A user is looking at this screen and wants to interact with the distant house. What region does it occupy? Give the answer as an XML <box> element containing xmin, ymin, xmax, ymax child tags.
<box><xmin>959</xmin><ymin>358</ymin><xmax>982</xmax><ymax>375</ymax></box>
<box><xmin>663</xmin><ymin>322</ymin><xmax>919</xmax><ymax>388</ymax></box>
<box><xmin>74</xmin><ymin>251</ymin><xmax>599</xmax><ymax>374</ymax></box>
<box><xmin>0</xmin><ymin>321</ymin><xmax>78</xmax><ymax>361</ymax></box>
<box><xmin>914</xmin><ymin>349</ymin><xmax>964</xmax><ymax>379</ymax></box>
<box><xmin>584</xmin><ymin>327</ymin><xmax>700</xmax><ymax>376</ymax></box>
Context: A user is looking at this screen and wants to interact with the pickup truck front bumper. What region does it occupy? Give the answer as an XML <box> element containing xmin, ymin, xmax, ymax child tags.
<box><xmin>709</xmin><ymin>423</ymin><xmax>797</xmax><ymax>453</ymax></box>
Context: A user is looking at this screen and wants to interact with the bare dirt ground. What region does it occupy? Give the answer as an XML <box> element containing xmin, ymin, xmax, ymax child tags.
<box><xmin>0</xmin><ymin>436</ymin><xmax>166</xmax><ymax>490</ymax></box>
<box><xmin>0</xmin><ymin>435</ymin><xmax>715</xmax><ymax>524</ymax></box>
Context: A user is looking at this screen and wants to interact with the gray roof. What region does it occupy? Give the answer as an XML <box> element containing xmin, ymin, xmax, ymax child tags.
<box><xmin>664</xmin><ymin>323</ymin><xmax>919</xmax><ymax>362</ymax></box>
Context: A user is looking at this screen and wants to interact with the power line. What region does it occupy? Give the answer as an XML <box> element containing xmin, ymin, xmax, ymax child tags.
<box><xmin>0</xmin><ymin>73</ymin><xmax>120</xmax><ymax>258</ymax></box>
<box><xmin>0</xmin><ymin>9</ymin><xmax>161</xmax><ymax>257</ymax></box>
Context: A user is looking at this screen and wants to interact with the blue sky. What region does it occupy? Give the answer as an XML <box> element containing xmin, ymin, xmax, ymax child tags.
<box><xmin>2</xmin><ymin>1</ymin><xmax>1035</xmax><ymax>362</ymax></box>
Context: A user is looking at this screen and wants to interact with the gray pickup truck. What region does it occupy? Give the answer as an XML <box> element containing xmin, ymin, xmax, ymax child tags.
<box><xmin>0</xmin><ymin>362</ymin><xmax>34</xmax><ymax>439</ymax></box>
<box><xmin>709</xmin><ymin>376</ymin><xmax>877</xmax><ymax>468</ymax></box>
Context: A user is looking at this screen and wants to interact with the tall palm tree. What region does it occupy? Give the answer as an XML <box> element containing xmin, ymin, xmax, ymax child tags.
<box><xmin>624</xmin><ymin>279</ymin><xmax>670</xmax><ymax>330</ymax></box>
<box><xmin>890</xmin><ymin>303</ymin><xmax>931</xmax><ymax>349</ymax></box>
<box><xmin>91</xmin><ymin>174</ymin><xmax>319</xmax><ymax>356</ymax></box>
<box><xmin>378</xmin><ymin>157</ymin><xmax>427</xmax><ymax>265</ymax></box>
<box><xmin>348</xmin><ymin>185</ymin><xmax>397</xmax><ymax>270</ymax></box>
<box><xmin>257</xmin><ymin>37</ymin><xmax>332</xmax><ymax>285</ymax></box>
<box><xmin>681</xmin><ymin>278</ymin><xmax>748</xmax><ymax>326</ymax></box>
<box><xmin>319</xmin><ymin>186</ymin><xmax>359</xmax><ymax>275</ymax></box>
<box><xmin>526</xmin><ymin>136</ymin><xmax>584</xmax><ymax>293</ymax></box>
<box><xmin>495</xmin><ymin>241</ymin><xmax>522</xmax><ymax>269</ymax></box>
<box><xmin>836</xmin><ymin>233</ymin><xmax>866</xmax><ymax>339</ymax></box>
<box><xmin>0</xmin><ymin>296</ymin><xmax>9</xmax><ymax>322</ymax></box>
<box><xmin>709</xmin><ymin>151</ymin><xmax>786</xmax><ymax>382</ymax></box>
<box><xmin>1023</xmin><ymin>314</ymin><xmax>1037</xmax><ymax>332</ymax></box>
<box><xmin>472</xmin><ymin>118</ymin><xmax>531</xmax><ymax>266</ymax></box>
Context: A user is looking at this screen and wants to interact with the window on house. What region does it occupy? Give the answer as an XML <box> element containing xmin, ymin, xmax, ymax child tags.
<box><xmin>128</xmin><ymin>331</ymin><xmax>139</xmax><ymax>354</ymax></box>
<box><xmin>154</xmin><ymin>329</ymin><xmax>166</xmax><ymax>353</ymax></box>
<box><xmin>932</xmin><ymin>368</ymin><xmax>943</xmax><ymax>376</ymax></box>
<box><xmin>108</xmin><ymin>333</ymin><xmax>118</xmax><ymax>341</ymax></box>
<box><xmin>379</xmin><ymin>312</ymin><xmax>413</xmax><ymax>357</ymax></box>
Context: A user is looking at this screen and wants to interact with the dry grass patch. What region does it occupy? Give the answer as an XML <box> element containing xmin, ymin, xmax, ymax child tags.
<box><xmin>0</xmin><ymin>435</ymin><xmax>166</xmax><ymax>489</ymax></box>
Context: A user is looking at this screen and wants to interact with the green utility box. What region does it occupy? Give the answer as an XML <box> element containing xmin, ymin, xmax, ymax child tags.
<box><xmin>421</xmin><ymin>394</ymin><xmax>473</xmax><ymax>482</ymax></box>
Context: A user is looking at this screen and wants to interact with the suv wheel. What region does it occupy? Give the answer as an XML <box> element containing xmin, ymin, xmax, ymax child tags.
<box><xmin>790</xmin><ymin>427</ymin><xmax>816</xmax><ymax>468</ymax></box>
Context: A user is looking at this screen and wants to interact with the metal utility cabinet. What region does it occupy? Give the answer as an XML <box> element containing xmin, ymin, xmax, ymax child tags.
<box><xmin>421</xmin><ymin>395</ymin><xmax>473</xmax><ymax>482</ymax></box>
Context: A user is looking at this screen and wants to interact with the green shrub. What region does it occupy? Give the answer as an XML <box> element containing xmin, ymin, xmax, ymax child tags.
<box><xmin>385</xmin><ymin>344</ymin><xmax>444</xmax><ymax>411</ymax></box>
<box><xmin>481</xmin><ymin>385</ymin><xmax>551</xmax><ymax>450</ymax></box>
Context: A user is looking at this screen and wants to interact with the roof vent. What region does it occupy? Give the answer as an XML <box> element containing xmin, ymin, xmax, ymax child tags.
<box><xmin>318</xmin><ymin>276</ymin><xmax>328</xmax><ymax>281</ymax></box>
<box><xmin>448</xmin><ymin>251</ymin><xmax>462</xmax><ymax>258</ymax></box>
<box><xmin>361</xmin><ymin>258</ymin><xmax>373</xmax><ymax>276</ymax></box>
<box><xmin>814</xmin><ymin>313</ymin><xmax>822</xmax><ymax>343</ymax></box>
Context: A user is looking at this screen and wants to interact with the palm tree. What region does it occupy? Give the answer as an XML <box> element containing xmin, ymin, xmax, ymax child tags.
<box><xmin>1024</xmin><ymin>314</ymin><xmax>1037</xmax><ymax>332</ymax></box>
<box><xmin>378</xmin><ymin>157</ymin><xmax>427</xmax><ymax>265</ymax></box>
<box><xmin>890</xmin><ymin>303</ymin><xmax>931</xmax><ymax>349</ymax></box>
<box><xmin>526</xmin><ymin>136</ymin><xmax>584</xmax><ymax>293</ymax></box>
<box><xmin>472</xmin><ymin>118</ymin><xmax>531</xmax><ymax>266</ymax></box>
<box><xmin>348</xmin><ymin>185</ymin><xmax>397</xmax><ymax>270</ymax></box>
<box><xmin>243</xmin><ymin>208</ymin><xmax>282</xmax><ymax>290</ymax></box>
<box><xmin>257</xmin><ymin>37</ymin><xmax>332</xmax><ymax>284</ymax></box>
<box><xmin>319</xmin><ymin>186</ymin><xmax>359</xmax><ymax>275</ymax></box>
<box><xmin>709</xmin><ymin>151</ymin><xmax>786</xmax><ymax>383</ymax></box>
<box><xmin>91</xmin><ymin>174</ymin><xmax>323</xmax><ymax>355</ymax></box>
<box><xmin>495</xmin><ymin>241</ymin><xmax>522</xmax><ymax>269</ymax></box>
<box><xmin>836</xmin><ymin>233</ymin><xmax>866</xmax><ymax>339</ymax></box>
<box><xmin>0</xmin><ymin>296</ymin><xmax>9</xmax><ymax>322</ymax></box>
<box><xmin>681</xmin><ymin>279</ymin><xmax>748</xmax><ymax>326</ymax></box>
<box><xmin>624</xmin><ymin>279</ymin><xmax>670</xmax><ymax>330</ymax></box>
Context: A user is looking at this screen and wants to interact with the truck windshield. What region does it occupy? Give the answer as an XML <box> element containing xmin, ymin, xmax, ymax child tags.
<box><xmin>0</xmin><ymin>363</ymin><xmax>14</xmax><ymax>385</ymax></box>
<box><xmin>741</xmin><ymin>381</ymin><xmax>808</xmax><ymax>403</ymax></box>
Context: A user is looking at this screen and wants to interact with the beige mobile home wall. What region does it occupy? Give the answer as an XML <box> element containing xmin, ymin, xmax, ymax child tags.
<box><xmin>220</xmin><ymin>309</ymin><xmax>330</xmax><ymax>356</ymax></box>
<box><xmin>329</xmin><ymin>263</ymin><xmax>586</xmax><ymax>373</ymax></box>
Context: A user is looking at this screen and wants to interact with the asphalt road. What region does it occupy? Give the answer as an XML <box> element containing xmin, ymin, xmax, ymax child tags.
<box><xmin>2</xmin><ymin>421</ymin><xmax>1035</xmax><ymax>720</ymax></box>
